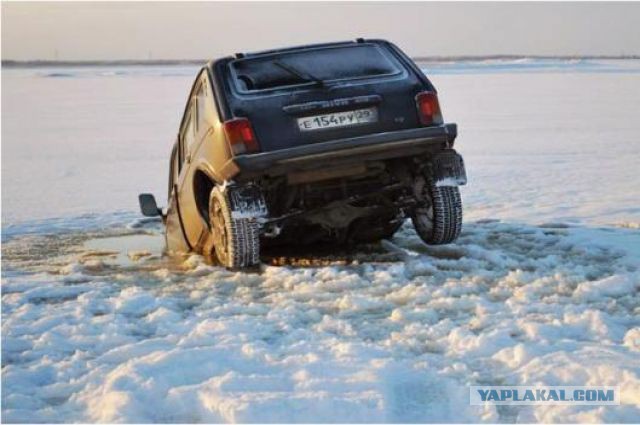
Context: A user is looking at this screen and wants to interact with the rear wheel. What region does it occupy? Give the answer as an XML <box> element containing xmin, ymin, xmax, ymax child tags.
<box><xmin>209</xmin><ymin>187</ymin><xmax>261</xmax><ymax>269</ymax></box>
<box><xmin>411</xmin><ymin>179</ymin><xmax>462</xmax><ymax>245</ymax></box>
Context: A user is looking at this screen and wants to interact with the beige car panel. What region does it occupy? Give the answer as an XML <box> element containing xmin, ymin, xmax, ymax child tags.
<box><xmin>165</xmin><ymin>188</ymin><xmax>191</xmax><ymax>253</ymax></box>
<box><xmin>168</xmin><ymin>68</ymin><xmax>234</xmax><ymax>253</ymax></box>
<box><xmin>176</xmin><ymin>103</ymin><xmax>204</xmax><ymax>248</ymax></box>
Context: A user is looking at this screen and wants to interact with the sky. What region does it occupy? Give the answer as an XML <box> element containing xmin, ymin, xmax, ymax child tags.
<box><xmin>2</xmin><ymin>2</ymin><xmax>640</xmax><ymax>61</ymax></box>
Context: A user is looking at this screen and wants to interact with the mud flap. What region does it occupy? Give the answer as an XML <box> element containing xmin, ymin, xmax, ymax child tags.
<box><xmin>431</xmin><ymin>150</ymin><xmax>467</xmax><ymax>187</ymax></box>
<box><xmin>227</xmin><ymin>184</ymin><xmax>268</xmax><ymax>219</ymax></box>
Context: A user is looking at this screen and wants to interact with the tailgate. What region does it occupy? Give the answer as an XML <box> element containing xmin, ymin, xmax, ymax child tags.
<box><xmin>248</xmin><ymin>81</ymin><xmax>422</xmax><ymax>152</ymax></box>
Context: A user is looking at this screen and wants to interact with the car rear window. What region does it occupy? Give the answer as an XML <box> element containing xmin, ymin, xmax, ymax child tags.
<box><xmin>229</xmin><ymin>44</ymin><xmax>401</xmax><ymax>92</ymax></box>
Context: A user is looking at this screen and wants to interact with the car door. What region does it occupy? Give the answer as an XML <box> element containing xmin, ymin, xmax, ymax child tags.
<box><xmin>165</xmin><ymin>141</ymin><xmax>191</xmax><ymax>253</ymax></box>
<box><xmin>175</xmin><ymin>96</ymin><xmax>206</xmax><ymax>249</ymax></box>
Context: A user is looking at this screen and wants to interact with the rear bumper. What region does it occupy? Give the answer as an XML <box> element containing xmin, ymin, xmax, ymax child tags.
<box><xmin>226</xmin><ymin>123</ymin><xmax>457</xmax><ymax>177</ymax></box>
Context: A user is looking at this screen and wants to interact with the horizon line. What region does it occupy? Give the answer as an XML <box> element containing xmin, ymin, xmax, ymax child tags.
<box><xmin>3</xmin><ymin>54</ymin><xmax>640</xmax><ymax>68</ymax></box>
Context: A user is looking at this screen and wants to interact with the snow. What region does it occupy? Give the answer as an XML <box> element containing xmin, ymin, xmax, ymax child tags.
<box><xmin>2</xmin><ymin>59</ymin><xmax>640</xmax><ymax>422</ymax></box>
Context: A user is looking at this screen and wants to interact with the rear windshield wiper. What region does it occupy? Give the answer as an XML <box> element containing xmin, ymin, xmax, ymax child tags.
<box><xmin>273</xmin><ymin>60</ymin><xmax>324</xmax><ymax>88</ymax></box>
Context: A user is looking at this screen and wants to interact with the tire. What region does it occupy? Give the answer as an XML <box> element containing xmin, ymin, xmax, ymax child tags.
<box><xmin>411</xmin><ymin>181</ymin><xmax>462</xmax><ymax>245</ymax></box>
<box><xmin>209</xmin><ymin>187</ymin><xmax>261</xmax><ymax>269</ymax></box>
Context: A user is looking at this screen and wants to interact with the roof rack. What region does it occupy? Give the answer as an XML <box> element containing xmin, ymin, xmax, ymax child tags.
<box><xmin>237</xmin><ymin>40</ymin><xmax>359</xmax><ymax>59</ymax></box>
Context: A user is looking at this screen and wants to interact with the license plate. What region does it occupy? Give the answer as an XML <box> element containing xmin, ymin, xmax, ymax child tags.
<box><xmin>297</xmin><ymin>107</ymin><xmax>378</xmax><ymax>131</ymax></box>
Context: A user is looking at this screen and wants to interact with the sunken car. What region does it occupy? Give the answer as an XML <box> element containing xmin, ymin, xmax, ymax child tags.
<box><xmin>139</xmin><ymin>39</ymin><xmax>467</xmax><ymax>269</ymax></box>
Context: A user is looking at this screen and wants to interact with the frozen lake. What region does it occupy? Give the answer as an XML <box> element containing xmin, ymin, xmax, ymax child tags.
<box><xmin>2</xmin><ymin>60</ymin><xmax>640</xmax><ymax>423</ymax></box>
<box><xmin>2</xmin><ymin>59</ymin><xmax>640</xmax><ymax>226</ymax></box>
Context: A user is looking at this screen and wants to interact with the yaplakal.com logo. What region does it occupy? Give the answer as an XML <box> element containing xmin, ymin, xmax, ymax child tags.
<box><xmin>470</xmin><ymin>386</ymin><xmax>620</xmax><ymax>405</ymax></box>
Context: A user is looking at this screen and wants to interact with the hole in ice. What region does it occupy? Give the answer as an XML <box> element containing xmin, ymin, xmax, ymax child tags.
<box><xmin>261</xmin><ymin>242</ymin><xmax>404</xmax><ymax>266</ymax></box>
<box><xmin>83</xmin><ymin>234</ymin><xmax>164</xmax><ymax>267</ymax></box>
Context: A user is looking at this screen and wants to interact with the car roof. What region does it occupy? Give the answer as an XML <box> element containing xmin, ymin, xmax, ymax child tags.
<box><xmin>206</xmin><ymin>38</ymin><xmax>389</xmax><ymax>71</ymax></box>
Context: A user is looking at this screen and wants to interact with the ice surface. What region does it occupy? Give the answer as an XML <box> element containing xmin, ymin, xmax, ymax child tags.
<box><xmin>3</xmin><ymin>60</ymin><xmax>640</xmax><ymax>225</ymax></box>
<box><xmin>420</xmin><ymin>58</ymin><xmax>640</xmax><ymax>75</ymax></box>
<box><xmin>2</xmin><ymin>60</ymin><xmax>640</xmax><ymax>422</ymax></box>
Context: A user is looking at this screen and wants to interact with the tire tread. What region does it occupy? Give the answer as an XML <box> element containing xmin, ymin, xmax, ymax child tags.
<box><xmin>210</xmin><ymin>188</ymin><xmax>261</xmax><ymax>269</ymax></box>
<box><xmin>412</xmin><ymin>184</ymin><xmax>462</xmax><ymax>245</ymax></box>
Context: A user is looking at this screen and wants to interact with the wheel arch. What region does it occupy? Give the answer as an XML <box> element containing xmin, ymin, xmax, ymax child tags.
<box><xmin>192</xmin><ymin>167</ymin><xmax>217</xmax><ymax>227</ymax></box>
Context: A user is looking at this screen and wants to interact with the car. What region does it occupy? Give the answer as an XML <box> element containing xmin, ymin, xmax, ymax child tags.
<box><xmin>139</xmin><ymin>38</ymin><xmax>467</xmax><ymax>269</ymax></box>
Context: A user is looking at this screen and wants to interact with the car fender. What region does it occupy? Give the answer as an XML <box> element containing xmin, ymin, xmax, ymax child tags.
<box><xmin>192</xmin><ymin>159</ymin><xmax>224</xmax><ymax>186</ymax></box>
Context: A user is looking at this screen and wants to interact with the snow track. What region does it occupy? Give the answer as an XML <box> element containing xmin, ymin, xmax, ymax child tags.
<box><xmin>2</xmin><ymin>218</ymin><xmax>639</xmax><ymax>423</ymax></box>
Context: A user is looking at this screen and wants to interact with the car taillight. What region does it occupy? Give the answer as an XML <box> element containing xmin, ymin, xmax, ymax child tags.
<box><xmin>223</xmin><ymin>118</ymin><xmax>260</xmax><ymax>155</ymax></box>
<box><xmin>415</xmin><ymin>91</ymin><xmax>443</xmax><ymax>126</ymax></box>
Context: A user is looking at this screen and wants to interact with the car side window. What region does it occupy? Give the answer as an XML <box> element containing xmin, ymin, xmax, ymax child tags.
<box><xmin>195</xmin><ymin>82</ymin><xmax>208</xmax><ymax>134</ymax></box>
<box><xmin>180</xmin><ymin>106</ymin><xmax>196</xmax><ymax>165</ymax></box>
